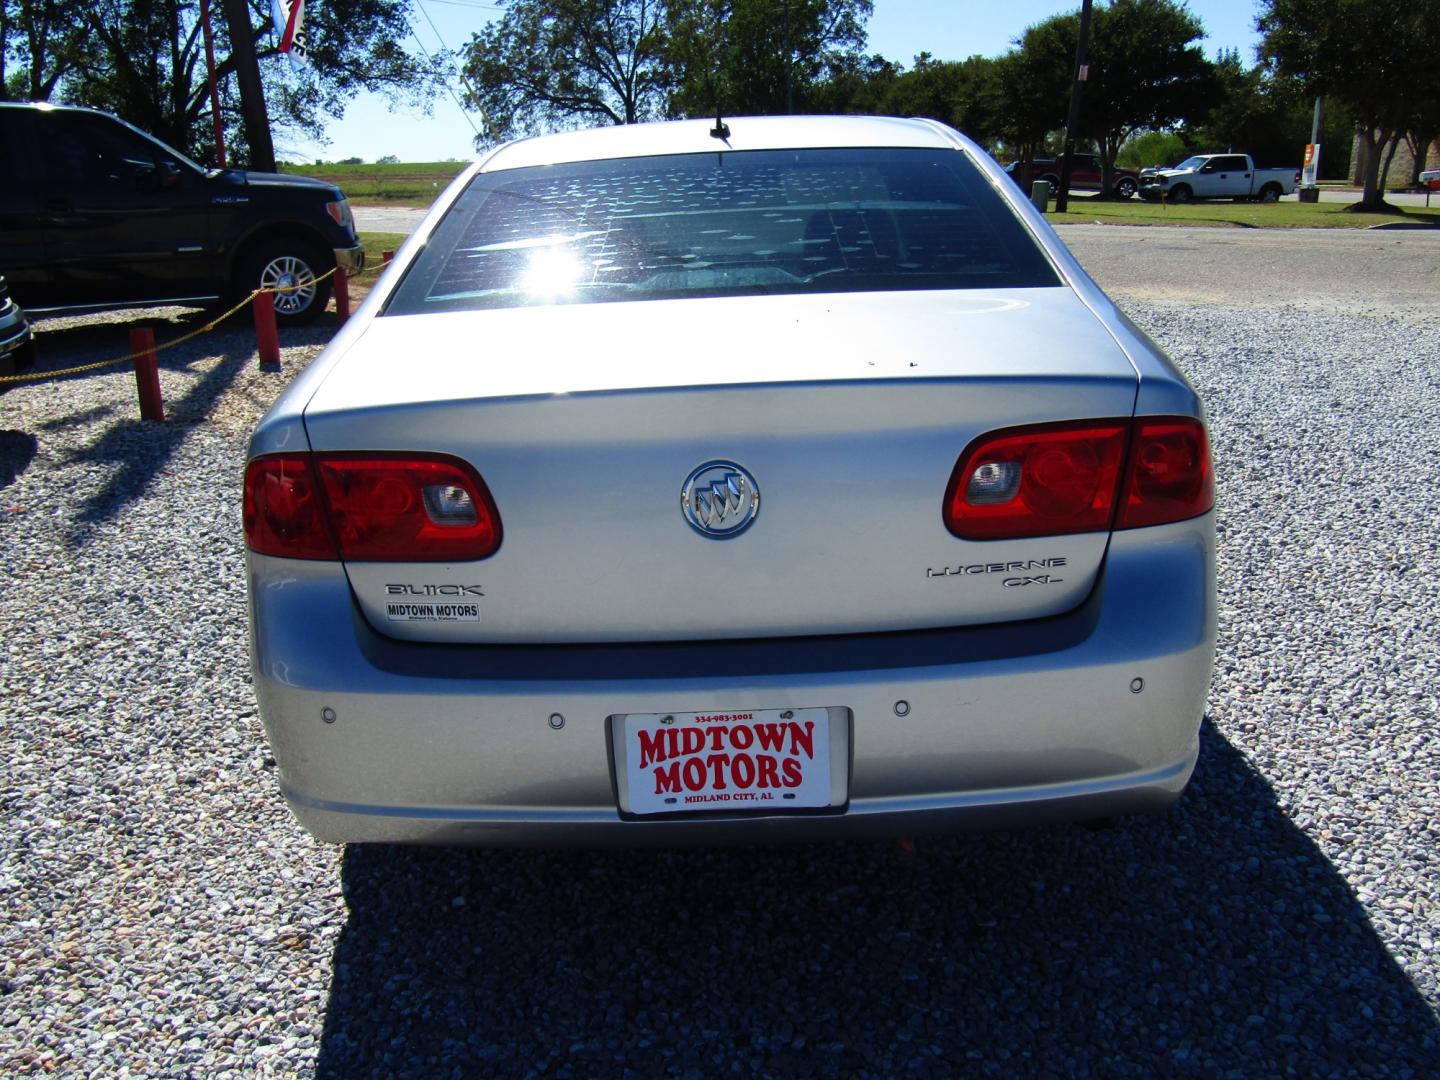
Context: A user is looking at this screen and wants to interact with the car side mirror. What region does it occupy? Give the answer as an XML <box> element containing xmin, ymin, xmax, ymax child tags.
<box><xmin>1200</xmin><ymin>164</ymin><xmax>1216</xmax><ymax>173</ymax></box>
<box><xmin>136</xmin><ymin>160</ymin><xmax>182</xmax><ymax>194</ymax></box>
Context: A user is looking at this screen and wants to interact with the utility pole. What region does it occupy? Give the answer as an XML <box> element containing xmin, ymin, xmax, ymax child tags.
<box><xmin>1055</xmin><ymin>0</ymin><xmax>1094</xmax><ymax>214</ymax></box>
<box><xmin>219</xmin><ymin>0</ymin><xmax>276</xmax><ymax>172</ymax></box>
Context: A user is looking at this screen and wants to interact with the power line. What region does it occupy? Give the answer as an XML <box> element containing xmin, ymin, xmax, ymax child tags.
<box><xmin>407</xmin><ymin>0</ymin><xmax>489</xmax><ymax>144</ymax></box>
<box><xmin>421</xmin><ymin>0</ymin><xmax>505</xmax><ymax>11</ymax></box>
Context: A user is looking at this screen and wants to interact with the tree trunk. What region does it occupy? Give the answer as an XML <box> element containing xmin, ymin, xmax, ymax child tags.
<box><xmin>1378</xmin><ymin>131</ymin><xmax>1403</xmax><ymax>195</ymax></box>
<box><xmin>1407</xmin><ymin>133</ymin><xmax>1435</xmax><ymax>187</ymax></box>
<box><xmin>1356</xmin><ymin>129</ymin><xmax>1390</xmax><ymax>210</ymax></box>
<box><xmin>219</xmin><ymin>0</ymin><xmax>275</xmax><ymax>172</ymax></box>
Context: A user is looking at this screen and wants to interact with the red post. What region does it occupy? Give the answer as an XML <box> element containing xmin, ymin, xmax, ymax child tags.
<box><xmin>129</xmin><ymin>328</ymin><xmax>164</xmax><ymax>422</ymax></box>
<box><xmin>382</xmin><ymin>250</ymin><xmax>395</xmax><ymax>265</ymax></box>
<box><xmin>199</xmin><ymin>0</ymin><xmax>227</xmax><ymax>168</ymax></box>
<box><xmin>253</xmin><ymin>291</ymin><xmax>281</xmax><ymax>366</ymax></box>
<box><xmin>334</xmin><ymin>267</ymin><xmax>351</xmax><ymax>325</ymax></box>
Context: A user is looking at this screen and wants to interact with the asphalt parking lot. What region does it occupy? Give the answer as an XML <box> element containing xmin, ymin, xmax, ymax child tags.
<box><xmin>2</xmin><ymin>225</ymin><xmax>1438</xmax><ymax>1076</ymax></box>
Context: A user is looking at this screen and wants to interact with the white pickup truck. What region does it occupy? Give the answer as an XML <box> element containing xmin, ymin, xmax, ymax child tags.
<box><xmin>1138</xmin><ymin>153</ymin><xmax>1300</xmax><ymax>203</ymax></box>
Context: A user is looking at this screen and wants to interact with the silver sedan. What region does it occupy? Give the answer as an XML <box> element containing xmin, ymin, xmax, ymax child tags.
<box><xmin>244</xmin><ymin>115</ymin><xmax>1215</xmax><ymax>845</ymax></box>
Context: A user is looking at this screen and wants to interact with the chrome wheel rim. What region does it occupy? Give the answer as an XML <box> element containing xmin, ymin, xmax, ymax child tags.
<box><xmin>259</xmin><ymin>255</ymin><xmax>317</xmax><ymax>315</ymax></box>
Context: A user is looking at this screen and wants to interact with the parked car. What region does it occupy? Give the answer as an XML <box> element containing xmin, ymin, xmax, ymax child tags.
<box><xmin>0</xmin><ymin>273</ymin><xmax>35</xmax><ymax>378</ymax></box>
<box><xmin>245</xmin><ymin>115</ymin><xmax>1216</xmax><ymax>845</ymax></box>
<box><xmin>0</xmin><ymin>103</ymin><xmax>363</xmax><ymax>324</ymax></box>
<box><xmin>1005</xmin><ymin>153</ymin><xmax>1141</xmax><ymax>198</ymax></box>
<box><xmin>1138</xmin><ymin>153</ymin><xmax>1299</xmax><ymax>203</ymax></box>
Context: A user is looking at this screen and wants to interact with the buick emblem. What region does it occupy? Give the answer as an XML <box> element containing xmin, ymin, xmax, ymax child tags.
<box><xmin>680</xmin><ymin>461</ymin><xmax>760</xmax><ymax>538</ymax></box>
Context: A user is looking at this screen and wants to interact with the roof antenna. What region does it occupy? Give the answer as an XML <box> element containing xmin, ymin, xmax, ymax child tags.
<box><xmin>710</xmin><ymin>105</ymin><xmax>730</xmax><ymax>141</ymax></box>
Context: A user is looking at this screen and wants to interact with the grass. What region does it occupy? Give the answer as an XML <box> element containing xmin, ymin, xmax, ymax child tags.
<box><xmin>356</xmin><ymin>232</ymin><xmax>411</xmax><ymax>263</ymax></box>
<box><xmin>1044</xmin><ymin>196</ymin><xmax>1440</xmax><ymax>229</ymax></box>
<box><xmin>284</xmin><ymin>161</ymin><xmax>468</xmax><ymax>206</ymax></box>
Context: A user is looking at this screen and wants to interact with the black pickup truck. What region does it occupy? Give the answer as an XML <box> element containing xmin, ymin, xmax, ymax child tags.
<box><xmin>0</xmin><ymin>103</ymin><xmax>363</xmax><ymax>325</ymax></box>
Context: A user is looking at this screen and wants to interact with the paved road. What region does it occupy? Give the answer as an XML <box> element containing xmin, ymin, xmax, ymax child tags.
<box><xmin>1060</xmin><ymin>224</ymin><xmax>1440</xmax><ymax>324</ymax></box>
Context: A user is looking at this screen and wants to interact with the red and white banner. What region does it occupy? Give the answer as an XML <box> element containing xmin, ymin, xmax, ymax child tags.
<box><xmin>271</xmin><ymin>0</ymin><xmax>308</xmax><ymax>64</ymax></box>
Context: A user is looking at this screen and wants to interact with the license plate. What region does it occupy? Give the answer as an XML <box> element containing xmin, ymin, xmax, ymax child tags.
<box><xmin>620</xmin><ymin>708</ymin><xmax>834</xmax><ymax>816</ymax></box>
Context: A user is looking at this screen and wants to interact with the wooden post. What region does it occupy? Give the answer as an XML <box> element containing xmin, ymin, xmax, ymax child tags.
<box><xmin>129</xmin><ymin>328</ymin><xmax>164</xmax><ymax>422</ymax></box>
<box><xmin>334</xmin><ymin>268</ymin><xmax>351</xmax><ymax>325</ymax></box>
<box><xmin>253</xmin><ymin>292</ymin><xmax>281</xmax><ymax>366</ymax></box>
<box><xmin>382</xmin><ymin>250</ymin><xmax>395</xmax><ymax>264</ymax></box>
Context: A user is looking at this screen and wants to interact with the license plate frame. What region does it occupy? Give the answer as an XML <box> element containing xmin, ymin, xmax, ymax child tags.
<box><xmin>610</xmin><ymin>707</ymin><xmax>850</xmax><ymax>817</ymax></box>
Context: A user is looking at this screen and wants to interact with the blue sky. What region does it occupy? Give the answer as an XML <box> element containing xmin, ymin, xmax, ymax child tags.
<box><xmin>282</xmin><ymin>0</ymin><xmax>1266</xmax><ymax>163</ymax></box>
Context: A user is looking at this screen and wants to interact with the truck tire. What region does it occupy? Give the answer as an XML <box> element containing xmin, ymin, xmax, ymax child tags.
<box><xmin>1258</xmin><ymin>182</ymin><xmax>1283</xmax><ymax>203</ymax></box>
<box><xmin>238</xmin><ymin>240</ymin><xmax>333</xmax><ymax>326</ymax></box>
<box><xmin>1167</xmin><ymin>184</ymin><xmax>1193</xmax><ymax>204</ymax></box>
<box><xmin>1114</xmin><ymin>176</ymin><xmax>1138</xmax><ymax>199</ymax></box>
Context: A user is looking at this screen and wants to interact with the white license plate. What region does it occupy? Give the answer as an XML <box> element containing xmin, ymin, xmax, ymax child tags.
<box><xmin>621</xmin><ymin>708</ymin><xmax>834</xmax><ymax>816</ymax></box>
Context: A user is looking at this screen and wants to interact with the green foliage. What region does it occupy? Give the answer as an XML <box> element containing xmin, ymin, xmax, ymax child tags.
<box><xmin>1117</xmin><ymin>130</ymin><xmax>1188</xmax><ymax>169</ymax></box>
<box><xmin>461</xmin><ymin>0</ymin><xmax>670</xmax><ymax>139</ymax></box>
<box><xmin>665</xmin><ymin>0</ymin><xmax>872</xmax><ymax>118</ymax></box>
<box><xmin>1259</xmin><ymin>0</ymin><xmax>1440</xmax><ymax>203</ymax></box>
<box><xmin>282</xmin><ymin>160</ymin><xmax>469</xmax><ymax>205</ymax></box>
<box><xmin>376</xmin><ymin>154</ymin><xmax>400</xmax><ymax>165</ymax></box>
<box><xmin>0</xmin><ymin>1</ymin><xmax>449</xmax><ymax>165</ymax></box>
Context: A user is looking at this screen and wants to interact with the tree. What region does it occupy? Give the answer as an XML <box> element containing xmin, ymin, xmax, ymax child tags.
<box><xmin>461</xmin><ymin>0</ymin><xmax>669</xmax><ymax>141</ymax></box>
<box><xmin>1117</xmin><ymin>128</ymin><xmax>1187</xmax><ymax>169</ymax></box>
<box><xmin>665</xmin><ymin>0</ymin><xmax>872</xmax><ymax>119</ymax></box>
<box><xmin>1081</xmin><ymin>0</ymin><xmax>1215</xmax><ymax>194</ymax></box>
<box><xmin>1</xmin><ymin>0</ymin><xmax>87</xmax><ymax>101</ymax></box>
<box><xmin>1186</xmin><ymin>51</ymin><xmax>1356</xmax><ymax>179</ymax></box>
<box><xmin>998</xmin><ymin>1</ymin><xmax>1214</xmax><ymax>194</ymax></box>
<box><xmin>994</xmin><ymin>18</ymin><xmax>1071</xmax><ymax>169</ymax></box>
<box><xmin>1259</xmin><ymin>0</ymin><xmax>1440</xmax><ymax>209</ymax></box>
<box><xmin>883</xmin><ymin>54</ymin><xmax>1003</xmax><ymax>147</ymax></box>
<box><xmin>3</xmin><ymin>1</ymin><xmax>447</xmax><ymax>167</ymax></box>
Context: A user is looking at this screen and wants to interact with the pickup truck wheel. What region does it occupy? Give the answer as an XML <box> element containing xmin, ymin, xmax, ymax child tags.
<box><xmin>1167</xmin><ymin>184</ymin><xmax>1193</xmax><ymax>204</ymax></box>
<box><xmin>1258</xmin><ymin>182</ymin><xmax>1283</xmax><ymax>203</ymax></box>
<box><xmin>239</xmin><ymin>241</ymin><xmax>333</xmax><ymax>326</ymax></box>
<box><xmin>1114</xmin><ymin>176</ymin><xmax>1138</xmax><ymax>199</ymax></box>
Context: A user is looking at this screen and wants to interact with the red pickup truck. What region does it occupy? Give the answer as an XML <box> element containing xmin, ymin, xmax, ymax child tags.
<box><xmin>1004</xmin><ymin>153</ymin><xmax>1141</xmax><ymax>199</ymax></box>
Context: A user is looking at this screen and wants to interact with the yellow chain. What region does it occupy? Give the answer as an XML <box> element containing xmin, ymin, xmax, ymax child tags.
<box><xmin>0</xmin><ymin>257</ymin><xmax>392</xmax><ymax>387</ymax></box>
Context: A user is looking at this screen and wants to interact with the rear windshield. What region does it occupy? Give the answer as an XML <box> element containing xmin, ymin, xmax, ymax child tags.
<box><xmin>385</xmin><ymin>147</ymin><xmax>1059</xmax><ymax>315</ymax></box>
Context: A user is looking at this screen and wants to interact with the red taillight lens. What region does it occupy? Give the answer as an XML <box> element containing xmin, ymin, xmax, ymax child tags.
<box><xmin>244</xmin><ymin>455</ymin><xmax>338</xmax><ymax>559</ymax></box>
<box><xmin>1117</xmin><ymin>417</ymin><xmax>1213</xmax><ymax>529</ymax></box>
<box><xmin>316</xmin><ymin>455</ymin><xmax>501</xmax><ymax>561</ymax></box>
<box><xmin>945</xmin><ymin>421</ymin><xmax>1129</xmax><ymax>540</ymax></box>
<box><xmin>944</xmin><ymin>416</ymin><xmax>1213</xmax><ymax>540</ymax></box>
<box><xmin>243</xmin><ymin>453</ymin><xmax>502</xmax><ymax>561</ymax></box>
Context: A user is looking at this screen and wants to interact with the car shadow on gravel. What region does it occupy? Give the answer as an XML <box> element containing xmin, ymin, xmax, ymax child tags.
<box><xmin>0</xmin><ymin>430</ymin><xmax>38</xmax><ymax>491</ymax></box>
<box><xmin>316</xmin><ymin>722</ymin><xmax>1440</xmax><ymax>1077</ymax></box>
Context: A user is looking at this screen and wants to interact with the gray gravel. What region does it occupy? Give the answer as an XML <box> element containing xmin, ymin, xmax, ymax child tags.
<box><xmin>3</xmin><ymin>257</ymin><xmax>1440</xmax><ymax>1076</ymax></box>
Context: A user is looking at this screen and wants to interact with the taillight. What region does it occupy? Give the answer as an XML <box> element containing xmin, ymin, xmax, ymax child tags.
<box><xmin>243</xmin><ymin>456</ymin><xmax>337</xmax><ymax>559</ymax></box>
<box><xmin>945</xmin><ymin>421</ymin><xmax>1129</xmax><ymax>540</ymax></box>
<box><xmin>243</xmin><ymin>453</ymin><xmax>502</xmax><ymax>561</ymax></box>
<box><xmin>944</xmin><ymin>417</ymin><xmax>1212</xmax><ymax>540</ymax></box>
<box><xmin>1116</xmin><ymin>417</ymin><xmax>1213</xmax><ymax>529</ymax></box>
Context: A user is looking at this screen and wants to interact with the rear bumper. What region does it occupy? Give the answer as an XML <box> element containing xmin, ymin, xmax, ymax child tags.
<box><xmin>333</xmin><ymin>244</ymin><xmax>365</xmax><ymax>274</ymax></box>
<box><xmin>249</xmin><ymin>514</ymin><xmax>1216</xmax><ymax>845</ymax></box>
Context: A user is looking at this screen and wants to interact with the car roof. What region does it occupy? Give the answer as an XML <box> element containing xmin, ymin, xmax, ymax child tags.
<box><xmin>481</xmin><ymin>115</ymin><xmax>962</xmax><ymax>172</ymax></box>
<box><xmin>0</xmin><ymin>101</ymin><xmax>112</xmax><ymax>118</ymax></box>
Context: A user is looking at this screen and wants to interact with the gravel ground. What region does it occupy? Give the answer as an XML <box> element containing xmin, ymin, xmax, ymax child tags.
<box><xmin>2</xmin><ymin>261</ymin><xmax>1439</xmax><ymax>1076</ymax></box>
